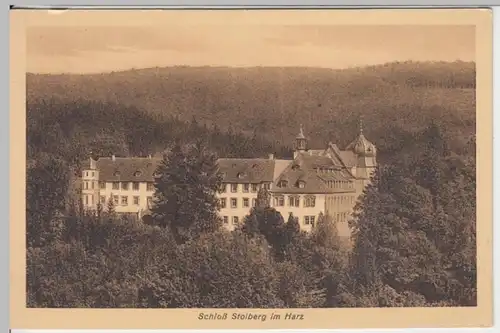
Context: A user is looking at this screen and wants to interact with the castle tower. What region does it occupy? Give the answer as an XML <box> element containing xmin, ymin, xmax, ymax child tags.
<box><xmin>294</xmin><ymin>124</ymin><xmax>308</xmax><ymax>158</ymax></box>
<box><xmin>81</xmin><ymin>156</ymin><xmax>100</xmax><ymax>210</ymax></box>
<box><xmin>346</xmin><ymin>117</ymin><xmax>377</xmax><ymax>193</ymax></box>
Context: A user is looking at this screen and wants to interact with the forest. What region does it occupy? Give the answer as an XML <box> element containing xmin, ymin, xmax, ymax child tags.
<box><xmin>26</xmin><ymin>61</ymin><xmax>476</xmax><ymax>308</ymax></box>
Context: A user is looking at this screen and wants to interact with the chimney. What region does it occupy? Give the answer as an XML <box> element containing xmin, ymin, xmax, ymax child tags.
<box><xmin>111</xmin><ymin>154</ymin><xmax>116</xmax><ymax>162</ymax></box>
<box><xmin>268</xmin><ymin>153</ymin><xmax>274</xmax><ymax>160</ymax></box>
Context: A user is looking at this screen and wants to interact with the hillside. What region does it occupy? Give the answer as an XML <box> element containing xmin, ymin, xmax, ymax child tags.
<box><xmin>26</xmin><ymin>61</ymin><xmax>476</xmax><ymax>158</ymax></box>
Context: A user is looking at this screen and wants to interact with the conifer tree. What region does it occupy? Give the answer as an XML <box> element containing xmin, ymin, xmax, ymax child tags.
<box><xmin>350</xmin><ymin>166</ymin><xmax>449</xmax><ymax>305</ymax></box>
<box><xmin>285</xmin><ymin>213</ymin><xmax>300</xmax><ymax>235</ymax></box>
<box><xmin>106</xmin><ymin>195</ymin><xmax>116</xmax><ymax>216</ymax></box>
<box><xmin>256</xmin><ymin>187</ymin><xmax>271</xmax><ymax>208</ymax></box>
<box><xmin>152</xmin><ymin>140</ymin><xmax>222</xmax><ymax>243</ymax></box>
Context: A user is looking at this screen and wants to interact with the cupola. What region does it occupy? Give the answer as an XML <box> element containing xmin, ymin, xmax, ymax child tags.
<box><xmin>346</xmin><ymin>117</ymin><xmax>377</xmax><ymax>157</ymax></box>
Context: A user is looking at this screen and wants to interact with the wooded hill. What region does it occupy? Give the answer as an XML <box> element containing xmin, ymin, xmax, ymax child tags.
<box><xmin>27</xmin><ymin>60</ymin><xmax>476</xmax><ymax>161</ymax></box>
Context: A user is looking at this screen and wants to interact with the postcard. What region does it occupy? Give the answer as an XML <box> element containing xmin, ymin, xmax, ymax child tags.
<box><xmin>10</xmin><ymin>8</ymin><xmax>493</xmax><ymax>329</ymax></box>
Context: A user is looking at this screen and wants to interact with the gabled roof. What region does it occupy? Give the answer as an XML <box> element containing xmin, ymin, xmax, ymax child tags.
<box><xmin>338</xmin><ymin>150</ymin><xmax>357</xmax><ymax>168</ymax></box>
<box><xmin>271</xmin><ymin>152</ymin><xmax>355</xmax><ymax>194</ymax></box>
<box><xmin>217</xmin><ymin>158</ymin><xmax>275</xmax><ymax>183</ymax></box>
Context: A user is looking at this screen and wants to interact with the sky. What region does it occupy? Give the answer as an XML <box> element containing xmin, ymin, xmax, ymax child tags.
<box><xmin>26</xmin><ymin>25</ymin><xmax>475</xmax><ymax>74</ymax></box>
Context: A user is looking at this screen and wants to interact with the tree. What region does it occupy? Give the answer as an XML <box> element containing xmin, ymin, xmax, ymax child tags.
<box><xmin>256</xmin><ymin>187</ymin><xmax>271</xmax><ymax>208</ymax></box>
<box><xmin>349</xmin><ymin>166</ymin><xmax>450</xmax><ymax>305</ymax></box>
<box><xmin>106</xmin><ymin>195</ymin><xmax>116</xmax><ymax>215</ymax></box>
<box><xmin>139</xmin><ymin>231</ymin><xmax>284</xmax><ymax>308</ymax></box>
<box><xmin>284</xmin><ymin>213</ymin><xmax>301</xmax><ymax>241</ymax></box>
<box><xmin>310</xmin><ymin>213</ymin><xmax>341</xmax><ymax>251</ymax></box>
<box><xmin>26</xmin><ymin>153</ymin><xmax>70</xmax><ymax>248</ymax></box>
<box><xmin>152</xmin><ymin>140</ymin><xmax>222</xmax><ymax>243</ymax></box>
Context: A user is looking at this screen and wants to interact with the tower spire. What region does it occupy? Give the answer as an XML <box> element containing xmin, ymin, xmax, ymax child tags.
<box><xmin>296</xmin><ymin>124</ymin><xmax>306</xmax><ymax>139</ymax></box>
<box><xmin>294</xmin><ymin>124</ymin><xmax>307</xmax><ymax>157</ymax></box>
<box><xmin>359</xmin><ymin>115</ymin><xmax>364</xmax><ymax>134</ymax></box>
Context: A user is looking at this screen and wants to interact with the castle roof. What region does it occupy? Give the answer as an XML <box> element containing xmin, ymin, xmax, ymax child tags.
<box><xmin>346</xmin><ymin>132</ymin><xmax>376</xmax><ymax>157</ymax></box>
<box><xmin>272</xmin><ymin>152</ymin><xmax>356</xmax><ymax>194</ymax></box>
<box><xmin>84</xmin><ymin>141</ymin><xmax>363</xmax><ymax>194</ymax></box>
<box><xmin>87</xmin><ymin>157</ymin><xmax>161</xmax><ymax>182</ymax></box>
<box><xmin>217</xmin><ymin>158</ymin><xmax>275</xmax><ymax>183</ymax></box>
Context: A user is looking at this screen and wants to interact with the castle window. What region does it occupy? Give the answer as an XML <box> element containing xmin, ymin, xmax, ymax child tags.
<box><xmin>304</xmin><ymin>195</ymin><xmax>316</xmax><ymax>208</ymax></box>
<box><xmin>288</xmin><ymin>195</ymin><xmax>300</xmax><ymax>207</ymax></box>
<box><xmin>274</xmin><ymin>195</ymin><xmax>285</xmax><ymax>207</ymax></box>
<box><xmin>121</xmin><ymin>182</ymin><xmax>129</xmax><ymax>191</ymax></box>
<box><xmin>147</xmin><ymin>182</ymin><xmax>154</xmax><ymax>191</ymax></box>
<box><xmin>231</xmin><ymin>184</ymin><xmax>238</xmax><ymax>193</ymax></box>
<box><xmin>251</xmin><ymin>184</ymin><xmax>258</xmax><ymax>192</ymax></box>
<box><xmin>121</xmin><ymin>196</ymin><xmax>128</xmax><ymax>206</ymax></box>
<box><xmin>232</xmin><ymin>216</ymin><xmax>239</xmax><ymax>225</ymax></box>
<box><xmin>304</xmin><ymin>216</ymin><xmax>316</xmax><ymax>226</ymax></box>
<box><xmin>243</xmin><ymin>184</ymin><xmax>250</xmax><ymax>193</ymax></box>
<box><xmin>252</xmin><ymin>198</ymin><xmax>257</xmax><ymax>207</ymax></box>
<box><xmin>113</xmin><ymin>195</ymin><xmax>119</xmax><ymax>205</ymax></box>
<box><xmin>223</xmin><ymin>216</ymin><xmax>229</xmax><ymax>224</ymax></box>
<box><xmin>220</xmin><ymin>198</ymin><xmax>227</xmax><ymax>209</ymax></box>
<box><xmin>132</xmin><ymin>182</ymin><xmax>140</xmax><ymax>191</ymax></box>
<box><xmin>219</xmin><ymin>184</ymin><xmax>227</xmax><ymax>193</ymax></box>
<box><xmin>100</xmin><ymin>196</ymin><xmax>106</xmax><ymax>204</ymax></box>
<box><xmin>133</xmin><ymin>196</ymin><xmax>140</xmax><ymax>205</ymax></box>
<box><xmin>99</xmin><ymin>181</ymin><xmax>106</xmax><ymax>189</ymax></box>
<box><xmin>91</xmin><ymin>172</ymin><xmax>95</xmax><ymax>177</ymax></box>
<box><xmin>243</xmin><ymin>198</ymin><xmax>250</xmax><ymax>208</ymax></box>
<box><xmin>147</xmin><ymin>196</ymin><xmax>153</xmax><ymax>208</ymax></box>
<box><xmin>231</xmin><ymin>198</ymin><xmax>237</xmax><ymax>208</ymax></box>
<box><xmin>112</xmin><ymin>182</ymin><xmax>119</xmax><ymax>190</ymax></box>
<box><xmin>263</xmin><ymin>183</ymin><xmax>271</xmax><ymax>190</ymax></box>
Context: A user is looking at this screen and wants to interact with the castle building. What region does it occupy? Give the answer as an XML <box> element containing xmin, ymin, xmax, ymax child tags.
<box><xmin>81</xmin><ymin>125</ymin><xmax>376</xmax><ymax>239</ymax></box>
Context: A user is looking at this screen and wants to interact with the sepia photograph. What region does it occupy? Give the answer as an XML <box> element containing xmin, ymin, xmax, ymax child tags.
<box><xmin>10</xmin><ymin>8</ymin><xmax>493</xmax><ymax>330</ymax></box>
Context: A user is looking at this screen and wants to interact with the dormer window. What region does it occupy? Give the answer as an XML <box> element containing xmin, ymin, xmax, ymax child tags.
<box><xmin>220</xmin><ymin>172</ymin><xmax>227</xmax><ymax>179</ymax></box>
<box><xmin>113</xmin><ymin>171</ymin><xmax>121</xmax><ymax>177</ymax></box>
<box><xmin>134</xmin><ymin>171</ymin><xmax>142</xmax><ymax>177</ymax></box>
<box><xmin>292</xmin><ymin>164</ymin><xmax>300</xmax><ymax>171</ymax></box>
<box><xmin>237</xmin><ymin>172</ymin><xmax>246</xmax><ymax>179</ymax></box>
<box><xmin>279</xmin><ymin>180</ymin><xmax>288</xmax><ymax>188</ymax></box>
<box><xmin>297</xmin><ymin>181</ymin><xmax>306</xmax><ymax>189</ymax></box>
<box><xmin>153</xmin><ymin>171</ymin><xmax>161</xmax><ymax>178</ymax></box>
